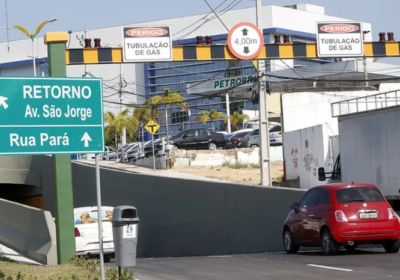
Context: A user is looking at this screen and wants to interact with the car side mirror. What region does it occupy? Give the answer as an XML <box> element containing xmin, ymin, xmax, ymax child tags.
<box><xmin>290</xmin><ymin>202</ymin><xmax>299</xmax><ymax>213</ymax></box>
<box><xmin>318</xmin><ymin>167</ymin><xmax>326</xmax><ymax>181</ymax></box>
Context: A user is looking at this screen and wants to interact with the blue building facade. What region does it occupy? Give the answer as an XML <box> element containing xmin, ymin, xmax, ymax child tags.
<box><xmin>144</xmin><ymin>28</ymin><xmax>337</xmax><ymax>139</ymax></box>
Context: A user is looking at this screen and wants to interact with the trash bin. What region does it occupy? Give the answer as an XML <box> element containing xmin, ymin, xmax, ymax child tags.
<box><xmin>111</xmin><ymin>206</ymin><xmax>140</xmax><ymax>267</ymax></box>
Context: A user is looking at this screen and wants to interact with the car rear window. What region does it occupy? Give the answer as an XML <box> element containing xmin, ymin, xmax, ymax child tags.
<box><xmin>234</xmin><ymin>132</ymin><xmax>250</xmax><ymax>137</ymax></box>
<box><xmin>269</xmin><ymin>126</ymin><xmax>281</xmax><ymax>132</ymax></box>
<box><xmin>335</xmin><ymin>187</ymin><xmax>385</xmax><ymax>204</ymax></box>
<box><xmin>74</xmin><ymin>210</ymin><xmax>114</xmax><ymax>224</ymax></box>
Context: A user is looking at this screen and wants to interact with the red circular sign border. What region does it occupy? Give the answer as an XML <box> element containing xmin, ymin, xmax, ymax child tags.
<box><xmin>227</xmin><ymin>22</ymin><xmax>264</xmax><ymax>60</ymax></box>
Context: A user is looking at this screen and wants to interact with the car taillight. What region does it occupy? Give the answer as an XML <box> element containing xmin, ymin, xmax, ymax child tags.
<box><xmin>335</xmin><ymin>210</ymin><xmax>348</xmax><ymax>222</ymax></box>
<box><xmin>388</xmin><ymin>208</ymin><xmax>397</xmax><ymax>219</ymax></box>
<box><xmin>75</xmin><ymin>227</ymin><xmax>81</xmax><ymax>237</ymax></box>
<box><xmin>279</xmin><ymin>132</ymin><xmax>282</xmax><ymax>135</ymax></box>
<box><xmin>234</xmin><ymin>139</ymin><xmax>242</xmax><ymax>144</ymax></box>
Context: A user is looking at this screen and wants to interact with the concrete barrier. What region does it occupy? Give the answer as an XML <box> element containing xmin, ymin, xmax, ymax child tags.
<box><xmin>0</xmin><ymin>198</ymin><xmax>57</xmax><ymax>265</ymax></box>
<box><xmin>1</xmin><ymin>155</ymin><xmax>306</xmax><ymax>259</ymax></box>
<box><xmin>68</xmin><ymin>161</ymin><xmax>306</xmax><ymax>257</ymax></box>
<box><xmin>168</xmin><ymin>147</ymin><xmax>282</xmax><ymax>168</ymax></box>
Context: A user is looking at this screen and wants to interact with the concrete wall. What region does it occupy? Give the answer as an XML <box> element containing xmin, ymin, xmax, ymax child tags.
<box><xmin>282</xmin><ymin>89</ymin><xmax>378</xmax><ymax>133</ymax></box>
<box><xmin>0</xmin><ymin>198</ymin><xmax>57</xmax><ymax>265</ymax></box>
<box><xmin>283</xmin><ymin>124</ymin><xmax>333</xmax><ymax>189</ymax></box>
<box><xmin>169</xmin><ymin>147</ymin><xmax>282</xmax><ymax>168</ymax></box>
<box><xmin>1</xmin><ymin>155</ymin><xmax>306</xmax><ymax>258</ymax></box>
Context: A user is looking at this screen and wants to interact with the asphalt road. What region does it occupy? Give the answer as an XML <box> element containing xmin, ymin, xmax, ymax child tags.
<box><xmin>105</xmin><ymin>247</ymin><xmax>399</xmax><ymax>280</ymax></box>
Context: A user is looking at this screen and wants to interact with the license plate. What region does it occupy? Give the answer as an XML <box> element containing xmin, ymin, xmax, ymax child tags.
<box><xmin>227</xmin><ymin>142</ymin><xmax>232</xmax><ymax>145</ymax></box>
<box><xmin>359</xmin><ymin>212</ymin><xmax>378</xmax><ymax>219</ymax></box>
<box><xmin>270</xmin><ymin>139</ymin><xmax>276</xmax><ymax>142</ymax></box>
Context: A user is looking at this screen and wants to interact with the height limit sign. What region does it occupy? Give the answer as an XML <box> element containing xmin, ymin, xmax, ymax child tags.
<box><xmin>316</xmin><ymin>22</ymin><xmax>364</xmax><ymax>57</ymax></box>
<box><xmin>228</xmin><ymin>22</ymin><xmax>264</xmax><ymax>60</ymax></box>
<box><xmin>122</xmin><ymin>26</ymin><xmax>172</xmax><ymax>62</ymax></box>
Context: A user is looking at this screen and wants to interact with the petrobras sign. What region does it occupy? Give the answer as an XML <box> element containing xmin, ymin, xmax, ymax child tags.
<box><xmin>186</xmin><ymin>74</ymin><xmax>257</xmax><ymax>95</ymax></box>
<box><xmin>316</xmin><ymin>22</ymin><xmax>364</xmax><ymax>57</ymax></box>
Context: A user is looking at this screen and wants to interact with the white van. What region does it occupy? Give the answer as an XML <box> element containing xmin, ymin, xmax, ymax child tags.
<box><xmin>74</xmin><ymin>206</ymin><xmax>114</xmax><ymax>262</ymax></box>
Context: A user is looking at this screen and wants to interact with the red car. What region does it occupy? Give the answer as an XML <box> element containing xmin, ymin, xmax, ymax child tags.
<box><xmin>282</xmin><ymin>183</ymin><xmax>400</xmax><ymax>255</ymax></box>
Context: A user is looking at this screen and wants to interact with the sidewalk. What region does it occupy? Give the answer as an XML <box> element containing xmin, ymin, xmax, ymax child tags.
<box><xmin>76</xmin><ymin>159</ymin><xmax>226</xmax><ymax>183</ymax></box>
<box><xmin>0</xmin><ymin>243</ymin><xmax>41</xmax><ymax>265</ymax></box>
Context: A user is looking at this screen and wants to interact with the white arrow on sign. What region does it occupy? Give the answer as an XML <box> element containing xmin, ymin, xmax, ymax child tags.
<box><xmin>81</xmin><ymin>132</ymin><xmax>92</xmax><ymax>147</ymax></box>
<box><xmin>0</xmin><ymin>96</ymin><xmax>9</xmax><ymax>109</ymax></box>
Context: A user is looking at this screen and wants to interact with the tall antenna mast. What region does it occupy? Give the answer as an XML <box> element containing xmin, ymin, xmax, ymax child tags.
<box><xmin>5</xmin><ymin>0</ymin><xmax>10</xmax><ymax>52</ymax></box>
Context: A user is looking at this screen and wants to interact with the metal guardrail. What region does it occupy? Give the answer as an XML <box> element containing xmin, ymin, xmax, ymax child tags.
<box><xmin>331</xmin><ymin>89</ymin><xmax>400</xmax><ymax>117</ymax></box>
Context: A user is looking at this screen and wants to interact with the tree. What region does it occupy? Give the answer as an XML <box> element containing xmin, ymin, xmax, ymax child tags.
<box><xmin>229</xmin><ymin>111</ymin><xmax>250</xmax><ymax>131</ymax></box>
<box><xmin>194</xmin><ymin>109</ymin><xmax>227</xmax><ymax>131</ymax></box>
<box><xmin>104</xmin><ymin>108</ymin><xmax>138</xmax><ymax>149</ymax></box>
<box><xmin>145</xmin><ymin>88</ymin><xmax>186</xmax><ymax>143</ymax></box>
<box><xmin>133</xmin><ymin>105</ymin><xmax>162</xmax><ymax>152</ymax></box>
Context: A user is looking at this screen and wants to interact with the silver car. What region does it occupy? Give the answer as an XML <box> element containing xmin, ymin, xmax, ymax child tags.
<box><xmin>248</xmin><ymin>125</ymin><xmax>282</xmax><ymax>147</ymax></box>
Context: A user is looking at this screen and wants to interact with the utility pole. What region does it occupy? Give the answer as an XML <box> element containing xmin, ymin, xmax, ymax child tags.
<box><xmin>363</xmin><ymin>31</ymin><xmax>370</xmax><ymax>87</ymax></box>
<box><xmin>84</xmin><ymin>30</ymin><xmax>88</xmax><ymax>76</ymax></box>
<box><xmin>226</xmin><ymin>92</ymin><xmax>231</xmax><ymax>134</ymax></box>
<box><xmin>256</xmin><ymin>0</ymin><xmax>272</xmax><ymax>186</ymax></box>
<box><xmin>120</xmin><ymin>63</ymin><xmax>126</xmax><ymax>146</ymax></box>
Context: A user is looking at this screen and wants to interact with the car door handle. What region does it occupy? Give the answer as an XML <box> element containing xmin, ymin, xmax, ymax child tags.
<box><xmin>308</xmin><ymin>214</ymin><xmax>314</xmax><ymax>217</ymax></box>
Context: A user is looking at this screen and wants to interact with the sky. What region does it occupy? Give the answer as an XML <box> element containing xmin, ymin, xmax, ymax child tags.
<box><xmin>1</xmin><ymin>0</ymin><xmax>400</xmax><ymax>64</ymax></box>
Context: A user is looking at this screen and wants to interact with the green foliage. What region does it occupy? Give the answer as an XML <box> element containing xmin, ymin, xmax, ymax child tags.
<box><xmin>229</xmin><ymin>111</ymin><xmax>250</xmax><ymax>132</ymax></box>
<box><xmin>194</xmin><ymin>109</ymin><xmax>227</xmax><ymax>131</ymax></box>
<box><xmin>104</xmin><ymin>109</ymin><xmax>138</xmax><ymax>148</ymax></box>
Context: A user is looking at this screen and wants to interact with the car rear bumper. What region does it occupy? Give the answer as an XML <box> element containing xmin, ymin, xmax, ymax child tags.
<box><xmin>332</xmin><ymin>221</ymin><xmax>400</xmax><ymax>243</ymax></box>
<box><xmin>76</xmin><ymin>247</ymin><xmax>115</xmax><ymax>256</ymax></box>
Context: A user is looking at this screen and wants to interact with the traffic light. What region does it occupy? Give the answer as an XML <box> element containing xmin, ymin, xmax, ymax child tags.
<box><xmin>251</xmin><ymin>90</ymin><xmax>259</xmax><ymax>105</ymax></box>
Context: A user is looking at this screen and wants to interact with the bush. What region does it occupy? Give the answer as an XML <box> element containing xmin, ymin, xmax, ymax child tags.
<box><xmin>222</xmin><ymin>160</ymin><xmax>250</xmax><ymax>169</ymax></box>
<box><xmin>0</xmin><ymin>255</ymin><xmax>134</xmax><ymax>280</ymax></box>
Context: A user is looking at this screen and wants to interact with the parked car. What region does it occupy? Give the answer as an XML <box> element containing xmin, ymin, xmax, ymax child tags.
<box><xmin>247</xmin><ymin>125</ymin><xmax>282</xmax><ymax>147</ymax></box>
<box><xmin>169</xmin><ymin>128</ymin><xmax>225</xmax><ymax>150</ymax></box>
<box><xmin>223</xmin><ymin>130</ymin><xmax>253</xmax><ymax>149</ymax></box>
<box><xmin>248</xmin><ymin>129</ymin><xmax>260</xmax><ymax>147</ymax></box>
<box><xmin>269</xmin><ymin>125</ymin><xmax>282</xmax><ymax>145</ymax></box>
<box><xmin>282</xmin><ymin>183</ymin><xmax>400</xmax><ymax>255</ymax></box>
<box><xmin>92</xmin><ymin>146</ymin><xmax>115</xmax><ymax>160</ymax></box>
<box><xmin>108</xmin><ymin>142</ymin><xmax>138</xmax><ymax>161</ymax></box>
<box><xmin>74</xmin><ymin>206</ymin><xmax>115</xmax><ymax>262</ymax></box>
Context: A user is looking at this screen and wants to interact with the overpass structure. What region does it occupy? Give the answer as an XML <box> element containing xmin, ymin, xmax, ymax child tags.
<box><xmin>2</xmin><ymin>30</ymin><xmax>400</xmax><ymax>265</ymax></box>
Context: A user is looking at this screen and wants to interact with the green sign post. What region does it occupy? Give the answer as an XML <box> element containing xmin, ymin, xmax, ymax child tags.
<box><xmin>0</xmin><ymin>77</ymin><xmax>104</xmax><ymax>155</ymax></box>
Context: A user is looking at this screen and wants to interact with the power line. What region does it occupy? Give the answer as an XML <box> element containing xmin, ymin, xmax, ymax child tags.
<box><xmin>265</xmin><ymin>73</ymin><xmax>400</xmax><ymax>83</ymax></box>
<box><xmin>174</xmin><ymin>0</ymin><xmax>242</xmax><ymax>40</ymax></box>
<box><xmin>173</xmin><ymin>0</ymin><xmax>229</xmax><ymax>38</ymax></box>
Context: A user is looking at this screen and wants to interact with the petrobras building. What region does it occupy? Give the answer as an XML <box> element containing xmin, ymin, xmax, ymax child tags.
<box><xmin>0</xmin><ymin>3</ymin><xmax>372</xmax><ymax>139</ymax></box>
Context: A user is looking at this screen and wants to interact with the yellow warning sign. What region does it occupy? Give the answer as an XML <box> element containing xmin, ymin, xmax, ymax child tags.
<box><xmin>144</xmin><ymin>119</ymin><xmax>160</xmax><ymax>135</ymax></box>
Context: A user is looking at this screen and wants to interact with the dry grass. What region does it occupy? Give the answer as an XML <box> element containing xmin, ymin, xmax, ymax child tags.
<box><xmin>0</xmin><ymin>256</ymin><xmax>101</xmax><ymax>280</ymax></box>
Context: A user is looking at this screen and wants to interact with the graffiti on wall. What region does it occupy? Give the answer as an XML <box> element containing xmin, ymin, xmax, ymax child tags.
<box><xmin>303</xmin><ymin>153</ymin><xmax>314</xmax><ymax>172</ymax></box>
<box><xmin>291</xmin><ymin>148</ymin><xmax>298</xmax><ymax>168</ymax></box>
<box><xmin>302</xmin><ymin>153</ymin><xmax>320</xmax><ymax>176</ymax></box>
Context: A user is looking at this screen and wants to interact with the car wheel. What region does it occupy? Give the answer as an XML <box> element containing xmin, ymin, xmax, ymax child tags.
<box><xmin>344</xmin><ymin>244</ymin><xmax>357</xmax><ymax>253</ymax></box>
<box><xmin>283</xmin><ymin>228</ymin><xmax>299</xmax><ymax>254</ymax></box>
<box><xmin>208</xmin><ymin>142</ymin><xmax>217</xmax><ymax>150</ymax></box>
<box><xmin>104</xmin><ymin>254</ymin><xmax>112</xmax><ymax>263</ymax></box>
<box><xmin>384</xmin><ymin>239</ymin><xmax>400</xmax><ymax>253</ymax></box>
<box><xmin>321</xmin><ymin>229</ymin><xmax>339</xmax><ymax>255</ymax></box>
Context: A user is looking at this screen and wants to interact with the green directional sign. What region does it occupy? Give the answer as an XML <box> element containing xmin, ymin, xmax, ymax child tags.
<box><xmin>0</xmin><ymin>77</ymin><xmax>104</xmax><ymax>155</ymax></box>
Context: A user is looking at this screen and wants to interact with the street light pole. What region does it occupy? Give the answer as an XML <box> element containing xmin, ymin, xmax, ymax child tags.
<box><xmin>12</xmin><ymin>19</ymin><xmax>57</xmax><ymax>77</ymax></box>
<box><xmin>31</xmin><ymin>38</ymin><xmax>36</xmax><ymax>77</ymax></box>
